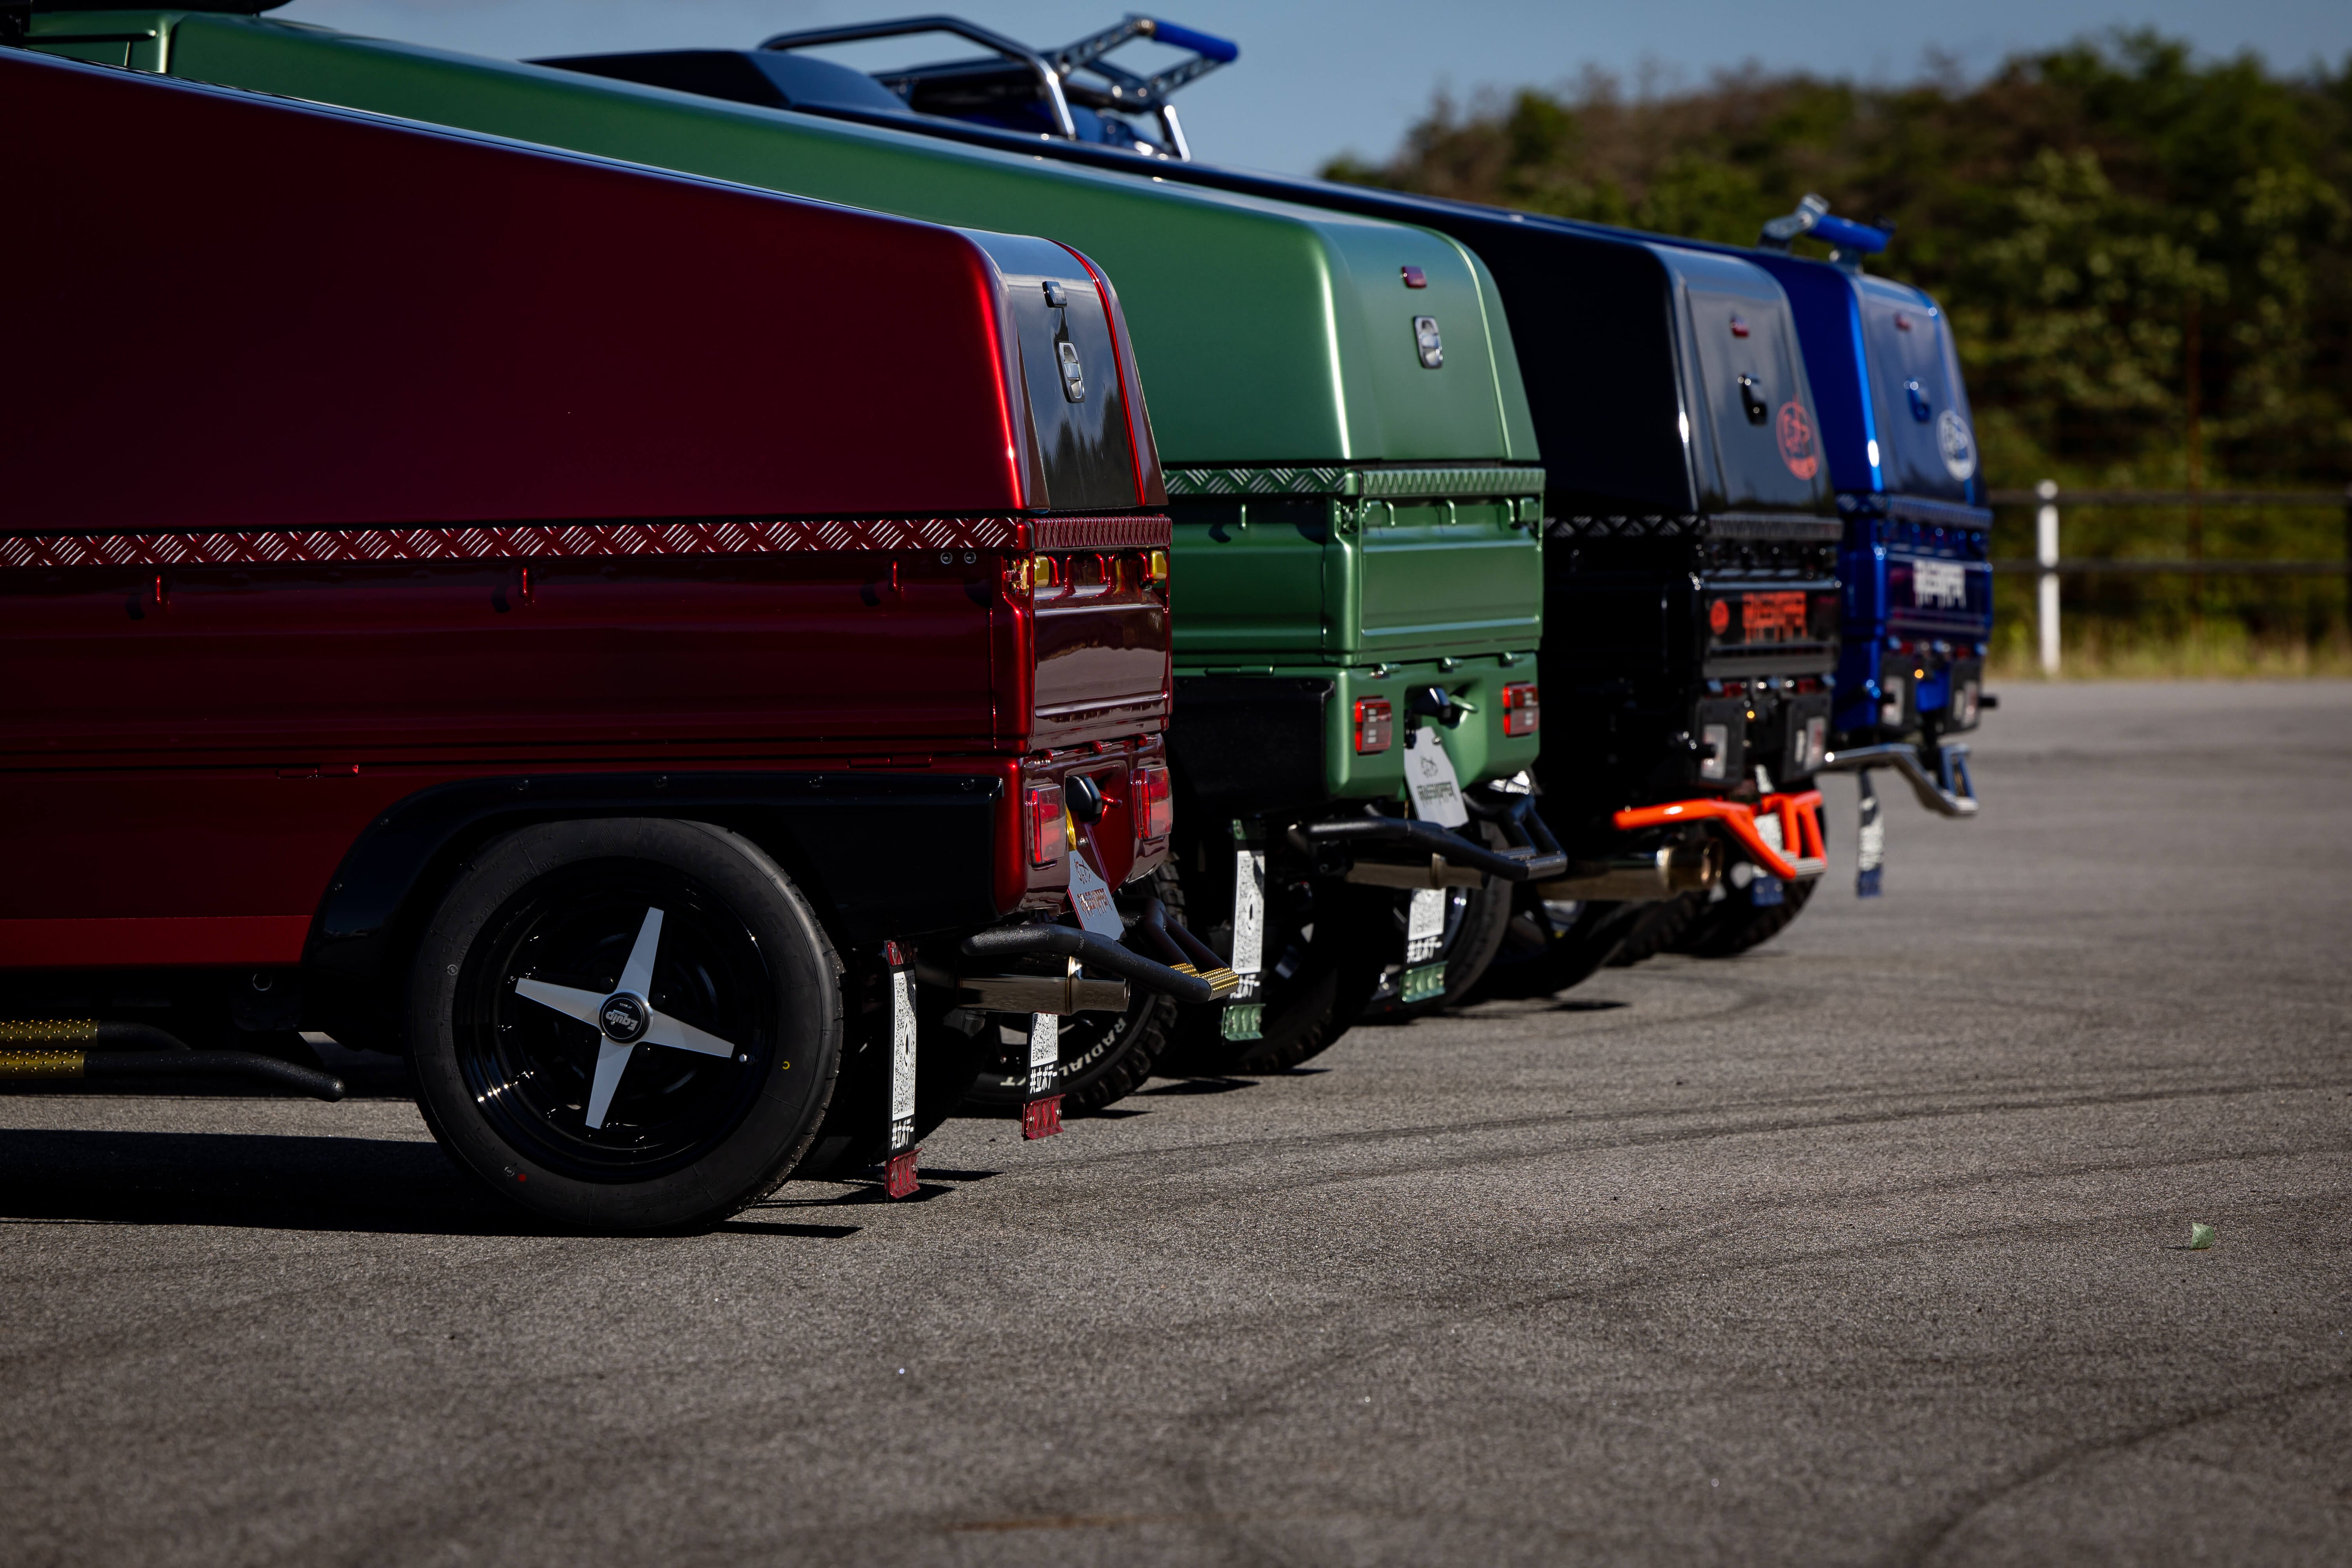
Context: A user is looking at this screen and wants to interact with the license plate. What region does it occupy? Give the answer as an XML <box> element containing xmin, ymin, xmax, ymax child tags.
<box><xmin>1743</xmin><ymin>590</ymin><xmax>1809</xmax><ymax>642</ymax></box>
<box><xmin>1913</xmin><ymin>560</ymin><xmax>1968</xmax><ymax>608</ymax></box>
<box><xmin>1020</xmin><ymin>1094</ymin><xmax>1062</xmax><ymax>1140</ymax></box>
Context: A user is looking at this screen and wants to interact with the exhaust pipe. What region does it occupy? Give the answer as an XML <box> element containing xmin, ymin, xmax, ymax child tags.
<box><xmin>0</xmin><ymin>1020</ymin><xmax>346</xmax><ymax>1100</ymax></box>
<box><xmin>958</xmin><ymin>921</ymin><xmax>1220</xmax><ymax>1005</ymax></box>
<box><xmin>1535</xmin><ymin>842</ymin><xmax>1722</xmax><ymax>903</ymax></box>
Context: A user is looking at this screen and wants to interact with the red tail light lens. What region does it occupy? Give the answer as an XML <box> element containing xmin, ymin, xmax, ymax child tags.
<box><xmin>1134</xmin><ymin>763</ymin><xmax>1174</xmax><ymax>842</ymax></box>
<box><xmin>1354</xmin><ymin>697</ymin><xmax>1393</xmax><ymax>754</ymax></box>
<box><xmin>1025</xmin><ymin>784</ymin><xmax>1065</xmax><ymax>868</ymax></box>
<box><xmin>1501</xmin><ymin>682</ymin><xmax>1540</xmax><ymax>737</ymax></box>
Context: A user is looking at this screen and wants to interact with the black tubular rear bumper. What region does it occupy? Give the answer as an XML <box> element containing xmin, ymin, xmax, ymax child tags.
<box><xmin>1306</xmin><ymin>793</ymin><xmax>1567</xmax><ymax>882</ymax></box>
<box><xmin>958</xmin><ymin>923</ymin><xmax>1217</xmax><ymax>1004</ymax></box>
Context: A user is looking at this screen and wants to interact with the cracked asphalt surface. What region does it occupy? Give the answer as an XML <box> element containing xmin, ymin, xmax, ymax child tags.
<box><xmin>2</xmin><ymin>681</ymin><xmax>2348</xmax><ymax>1566</ymax></box>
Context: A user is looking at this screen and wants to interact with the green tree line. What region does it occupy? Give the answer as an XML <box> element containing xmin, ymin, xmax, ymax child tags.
<box><xmin>1325</xmin><ymin>32</ymin><xmax>2352</xmax><ymax>493</ymax></box>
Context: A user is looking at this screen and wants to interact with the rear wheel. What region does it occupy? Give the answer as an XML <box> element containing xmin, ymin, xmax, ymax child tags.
<box><xmin>1604</xmin><ymin>892</ymin><xmax>1707</xmax><ymax>968</ymax></box>
<box><xmin>1357</xmin><ymin>822</ymin><xmax>1517</xmax><ymax>1020</ymax></box>
<box><xmin>1467</xmin><ymin>889</ymin><xmax>1646</xmax><ymax>1001</ymax></box>
<box><xmin>960</xmin><ymin>864</ymin><xmax>1184</xmax><ymax>1116</ymax></box>
<box><xmin>1160</xmin><ymin>828</ymin><xmax>1386</xmax><ymax>1076</ymax></box>
<box><xmin>406</xmin><ymin>818</ymin><xmax>842</xmax><ymax>1233</ymax></box>
<box><xmin>1675</xmin><ymin>871</ymin><xmax>1819</xmax><ymax>958</ymax></box>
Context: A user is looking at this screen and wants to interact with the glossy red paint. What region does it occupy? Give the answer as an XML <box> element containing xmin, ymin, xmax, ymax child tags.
<box><xmin>0</xmin><ymin>53</ymin><xmax>1174</xmax><ymax>971</ymax></box>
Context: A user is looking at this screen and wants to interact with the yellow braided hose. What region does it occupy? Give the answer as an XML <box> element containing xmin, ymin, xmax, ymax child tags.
<box><xmin>0</xmin><ymin>1049</ymin><xmax>88</xmax><ymax>1078</ymax></box>
<box><xmin>0</xmin><ymin>1019</ymin><xmax>101</xmax><ymax>1044</ymax></box>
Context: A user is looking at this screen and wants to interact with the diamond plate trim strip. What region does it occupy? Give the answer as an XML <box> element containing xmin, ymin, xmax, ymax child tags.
<box><xmin>1162</xmin><ymin>466</ymin><xmax>1350</xmax><ymax>498</ymax></box>
<box><xmin>1353</xmin><ymin>466</ymin><xmax>1545</xmax><ymax>500</ymax></box>
<box><xmin>1165</xmin><ymin>466</ymin><xmax>1544</xmax><ymax>501</ymax></box>
<box><xmin>0</xmin><ymin>514</ymin><xmax>1164</xmax><ymax>571</ymax></box>
<box><xmin>1024</xmin><ymin>514</ymin><xmax>1173</xmax><ymax>552</ymax></box>
<box><xmin>1548</xmin><ymin>512</ymin><xmax>1840</xmax><ymax>543</ymax></box>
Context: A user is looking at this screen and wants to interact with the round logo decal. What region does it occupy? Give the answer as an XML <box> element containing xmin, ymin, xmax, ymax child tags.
<box><xmin>1936</xmin><ymin>409</ymin><xmax>1977</xmax><ymax>481</ymax></box>
<box><xmin>1775</xmin><ymin>401</ymin><xmax>1819</xmax><ymax>481</ymax></box>
<box><xmin>598</xmin><ymin>992</ymin><xmax>650</xmax><ymax>1044</ymax></box>
<box><xmin>1708</xmin><ymin>599</ymin><xmax>1731</xmax><ymax>635</ymax></box>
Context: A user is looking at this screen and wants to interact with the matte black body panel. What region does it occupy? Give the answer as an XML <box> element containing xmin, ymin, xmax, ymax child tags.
<box><xmin>1167</xmin><ymin>677</ymin><xmax>1334</xmax><ymax>816</ymax></box>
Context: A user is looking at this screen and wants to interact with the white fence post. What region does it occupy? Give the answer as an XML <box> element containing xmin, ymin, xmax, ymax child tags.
<box><xmin>2036</xmin><ymin>479</ymin><xmax>2061</xmax><ymax>677</ymax></box>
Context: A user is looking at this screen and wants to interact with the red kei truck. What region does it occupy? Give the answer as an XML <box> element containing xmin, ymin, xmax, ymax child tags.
<box><xmin>0</xmin><ymin>49</ymin><xmax>1221</xmax><ymax>1232</ymax></box>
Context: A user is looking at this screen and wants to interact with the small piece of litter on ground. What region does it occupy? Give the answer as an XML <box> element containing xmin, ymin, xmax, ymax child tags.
<box><xmin>2187</xmin><ymin>1223</ymin><xmax>2216</xmax><ymax>1250</ymax></box>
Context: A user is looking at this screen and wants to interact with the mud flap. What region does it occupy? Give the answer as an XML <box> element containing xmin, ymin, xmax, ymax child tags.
<box><xmin>1401</xmin><ymin>887</ymin><xmax>1448</xmax><ymax>1002</ymax></box>
<box><xmin>1855</xmin><ymin>771</ymin><xmax>1885</xmax><ymax>898</ymax></box>
<box><xmin>1221</xmin><ymin>820</ymin><xmax>1266</xmax><ymax>1042</ymax></box>
<box><xmin>883</xmin><ymin>941</ymin><xmax>919</xmax><ymax>1198</ymax></box>
<box><xmin>1022</xmin><ymin>1009</ymin><xmax>1063</xmax><ymax>1139</ymax></box>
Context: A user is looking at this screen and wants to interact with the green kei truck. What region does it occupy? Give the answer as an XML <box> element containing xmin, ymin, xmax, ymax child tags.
<box><xmin>15</xmin><ymin>2</ymin><xmax>1560</xmax><ymax>1098</ymax></box>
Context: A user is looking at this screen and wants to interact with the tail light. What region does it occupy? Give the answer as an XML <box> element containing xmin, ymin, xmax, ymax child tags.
<box><xmin>1025</xmin><ymin>784</ymin><xmax>1065</xmax><ymax>868</ymax></box>
<box><xmin>1501</xmin><ymin>682</ymin><xmax>1540</xmax><ymax>737</ymax></box>
<box><xmin>1133</xmin><ymin>762</ymin><xmax>1174</xmax><ymax>841</ymax></box>
<box><xmin>1354</xmin><ymin>697</ymin><xmax>1393</xmax><ymax>755</ymax></box>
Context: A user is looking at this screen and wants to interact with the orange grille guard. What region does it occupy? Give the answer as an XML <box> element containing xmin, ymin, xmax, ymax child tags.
<box><xmin>1610</xmin><ymin>792</ymin><xmax>1827</xmax><ymax>883</ymax></box>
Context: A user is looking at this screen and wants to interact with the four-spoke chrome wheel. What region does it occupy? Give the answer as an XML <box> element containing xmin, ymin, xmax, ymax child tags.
<box><xmin>408</xmin><ymin>818</ymin><xmax>842</xmax><ymax>1232</ymax></box>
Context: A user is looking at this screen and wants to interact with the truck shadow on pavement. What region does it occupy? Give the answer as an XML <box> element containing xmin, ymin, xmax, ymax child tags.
<box><xmin>0</xmin><ymin>1127</ymin><xmax>962</xmax><ymax>1237</ymax></box>
<box><xmin>0</xmin><ymin>1127</ymin><xmax>527</xmax><ymax>1235</ymax></box>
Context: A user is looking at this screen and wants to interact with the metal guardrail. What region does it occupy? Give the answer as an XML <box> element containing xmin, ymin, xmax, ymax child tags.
<box><xmin>1983</xmin><ymin>482</ymin><xmax>2352</xmax><ymax>675</ymax></box>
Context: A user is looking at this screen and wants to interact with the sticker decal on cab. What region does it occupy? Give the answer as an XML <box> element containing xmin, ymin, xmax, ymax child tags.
<box><xmin>1775</xmin><ymin>401</ymin><xmax>1819</xmax><ymax>480</ymax></box>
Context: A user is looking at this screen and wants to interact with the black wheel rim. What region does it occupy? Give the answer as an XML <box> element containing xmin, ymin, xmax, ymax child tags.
<box><xmin>453</xmin><ymin>859</ymin><xmax>778</xmax><ymax>1182</ymax></box>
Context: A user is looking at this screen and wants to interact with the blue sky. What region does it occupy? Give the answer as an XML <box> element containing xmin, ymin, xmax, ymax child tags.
<box><xmin>274</xmin><ymin>1</ymin><xmax>2352</xmax><ymax>174</ymax></box>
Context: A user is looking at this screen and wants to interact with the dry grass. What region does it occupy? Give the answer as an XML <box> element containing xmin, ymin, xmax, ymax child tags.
<box><xmin>1988</xmin><ymin>624</ymin><xmax>2352</xmax><ymax>680</ymax></box>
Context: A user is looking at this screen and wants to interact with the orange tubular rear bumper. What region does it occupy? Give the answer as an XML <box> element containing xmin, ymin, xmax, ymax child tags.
<box><xmin>1611</xmin><ymin>791</ymin><xmax>1826</xmax><ymax>882</ymax></box>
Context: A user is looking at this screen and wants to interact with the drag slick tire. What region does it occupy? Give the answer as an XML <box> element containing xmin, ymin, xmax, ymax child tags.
<box><xmin>406</xmin><ymin>818</ymin><xmax>841</xmax><ymax>1234</ymax></box>
<box><xmin>961</xmin><ymin>864</ymin><xmax>1184</xmax><ymax>1116</ymax></box>
<box><xmin>1674</xmin><ymin>871</ymin><xmax>1818</xmax><ymax>958</ymax></box>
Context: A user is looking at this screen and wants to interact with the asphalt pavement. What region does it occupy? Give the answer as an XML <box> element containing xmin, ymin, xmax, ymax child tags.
<box><xmin>2</xmin><ymin>680</ymin><xmax>2348</xmax><ymax>1567</ymax></box>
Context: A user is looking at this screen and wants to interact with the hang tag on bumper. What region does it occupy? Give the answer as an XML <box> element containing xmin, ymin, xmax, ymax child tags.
<box><xmin>1403</xmin><ymin>727</ymin><xmax>1470</xmax><ymax>828</ymax></box>
<box><xmin>1066</xmin><ymin>846</ymin><xmax>1124</xmax><ymax>939</ymax></box>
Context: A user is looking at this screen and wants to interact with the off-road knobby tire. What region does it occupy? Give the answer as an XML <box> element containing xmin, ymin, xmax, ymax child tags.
<box><xmin>960</xmin><ymin>863</ymin><xmax>1185</xmax><ymax>1117</ymax></box>
<box><xmin>1604</xmin><ymin>892</ymin><xmax>1708</xmax><ymax>968</ymax></box>
<box><xmin>1434</xmin><ymin>871</ymin><xmax>1515</xmax><ymax>1007</ymax></box>
<box><xmin>1158</xmin><ymin>852</ymin><xmax>1388</xmax><ymax>1078</ymax></box>
<box><xmin>1675</xmin><ymin>873</ymin><xmax>1818</xmax><ymax>958</ymax></box>
<box><xmin>1466</xmin><ymin>891</ymin><xmax>1646</xmax><ymax>1002</ymax></box>
<box><xmin>405</xmin><ymin>818</ymin><xmax>842</xmax><ymax>1234</ymax></box>
<box><xmin>1358</xmin><ymin>821</ymin><xmax>1517</xmax><ymax>1020</ymax></box>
